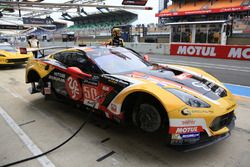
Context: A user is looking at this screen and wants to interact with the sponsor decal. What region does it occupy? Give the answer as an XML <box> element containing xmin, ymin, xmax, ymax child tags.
<box><xmin>214</xmin><ymin>87</ymin><xmax>225</xmax><ymax>96</ymax></box>
<box><xmin>48</xmin><ymin>72</ymin><xmax>66</xmax><ymax>83</ymax></box>
<box><xmin>171</xmin><ymin>134</ymin><xmax>182</xmax><ymax>140</ymax></box>
<box><xmin>174</xmin><ymin>73</ymin><xmax>192</xmax><ymax>80</ymax></box>
<box><xmin>171</xmin><ymin>134</ymin><xmax>183</xmax><ymax>145</ymax></box>
<box><xmin>107</xmin><ymin>102</ymin><xmax>122</xmax><ymax>115</ymax></box>
<box><xmin>102</xmin><ymin>85</ymin><xmax>112</xmax><ymax>92</ymax></box>
<box><xmin>83</xmin><ymin>79</ymin><xmax>98</xmax><ymax>86</ymax></box>
<box><xmin>54</xmin><ymin>72</ymin><xmax>66</xmax><ymax>78</ymax></box>
<box><xmin>83</xmin><ymin>75</ymin><xmax>99</xmax><ymax>86</ymax></box>
<box><xmin>169</xmin><ymin>118</ymin><xmax>211</xmax><ymax>136</ymax></box>
<box><xmin>110</xmin><ymin>103</ymin><xmax>117</xmax><ymax>112</ymax></box>
<box><xmin>181</xmin><ymin>108</ymin><xmax>191</xmax><ymax>116</ymax></box>
<box><xmin>180</xmin><ymin>133</ymin><xmax>200</xmax><ymax>139</ymax></box>
<box><xmin>102</xmin><ymin>75</ymin><xmax>130</xmax><ymax>87</ymax></box>
<box><xmin>192</xmin><ymin>81</ymin><xmax>226</xmax><ymax>97</ymax></box>
<box><xmin>181</xmin><ymin>108</ymin><xmax>213</xmax><ymax>115</ymax></box>
<box><xmin>169</xmin><ymin>126</ymin><xmax>204</xmax><ymax>134</ymax></box>
<box><xmin>181</xmin><ymin>119</ymin><xmax>196</xmax><ymax>125</ymax></box>
<box><xmin>65</xmin><ymin>76</ymin><xmax>82</xmax><ymax>100</ymax></box>
<box><xmin>171</xmin><ymin>44</ymin><xmax>250</xmax><ymax>61</ymax></box>
<box><xmin>129</xmin><ymin>72</ymin><xmax>198</xmax><ymax>94</ymax></box>
<box><xmin>192</xmin><ymin>81</ymin><xmax>211</xmax><ymax>91</ymax></box>
<box><xmin>83</xmin><ymin>99</ymin><xmax>99</xmax><ymax>109</ymax></box>
<box><xmin>129</xmin><ymin>72</ymin><xmax>172</xmax><ymax>87</ymax></box>
<box><xmin>170</xmin><ymin>133</ymin><xmax>200</xmax><ymax>145</ymax></box>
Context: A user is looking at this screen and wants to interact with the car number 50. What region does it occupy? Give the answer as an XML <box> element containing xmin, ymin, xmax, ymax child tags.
<box><xmin>83</xmin><ymin>86</ymin><xmax>98</xmax><ymax>101</ymax></box>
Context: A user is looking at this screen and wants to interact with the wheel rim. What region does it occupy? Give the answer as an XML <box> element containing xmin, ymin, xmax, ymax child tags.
<box><xmin>137</xmin><ymin>104</ymin><xmax>162</xmax><ymax>133</ymax></box>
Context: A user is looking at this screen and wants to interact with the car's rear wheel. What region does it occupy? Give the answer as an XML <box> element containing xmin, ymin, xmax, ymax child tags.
<box><xmin>132</xmin><ymin>103</ymin><xmax>163</xmax><ymax>133</ymax></box>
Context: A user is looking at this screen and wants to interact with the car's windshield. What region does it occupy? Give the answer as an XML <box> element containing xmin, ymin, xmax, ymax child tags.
<box><xmin>88</xmin><ymin>47</ymin><xmax>151</xmax><ymax>74</ymax></box>
<box><xmin>0</xmin><ymin>45</ymin><xmax>16</xmax><ymax>52</ymax></box>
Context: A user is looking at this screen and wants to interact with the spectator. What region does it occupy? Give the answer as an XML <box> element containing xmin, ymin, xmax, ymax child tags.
<box><xmin>28</xmin><ymin>35</ymin><xmax>40</xmax><ymax>58</ymax></box>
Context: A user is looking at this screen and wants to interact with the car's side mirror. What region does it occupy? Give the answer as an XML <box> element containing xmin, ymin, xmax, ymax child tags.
<box><xmin>143</xmin><ymin>54</ymin><xmax>150</xmax><ymax>61</ymax></box>
<box><xmin>66</xmin><ymin>67</ymin><xmax>92</xmax><ymax>78</ymax></box>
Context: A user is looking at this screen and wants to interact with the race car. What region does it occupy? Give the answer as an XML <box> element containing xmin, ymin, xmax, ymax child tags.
<box><xmin>0</xmin><ymin>42</ymin><xmax>33</xmax><ymax>65</ymax></box>
<box><xmin>25</xmin><ymin>46</ymin><xmax>236</xmax><ymax>150</ymax></box>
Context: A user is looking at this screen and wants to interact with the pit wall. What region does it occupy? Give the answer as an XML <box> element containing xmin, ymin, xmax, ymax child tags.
<box><xmin>124</xmin><ymin>43</ymin><xmax>170</xmax><ymax>55</ymax></box>
<box><xmin>31</xmin><ymin>41</ymin><xmax>171</xmax><ymax>55</ymax></box>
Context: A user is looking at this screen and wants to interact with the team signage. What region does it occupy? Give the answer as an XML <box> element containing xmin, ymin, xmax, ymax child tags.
<box><xmin>170</xmin><ymin>43</ymin><xmax>250</xmax><ymax>61</ymax></box>
<box><xmin>0</xmin><ymin>24</ymin><xmax>25</xmax><ymax>30</ymax></box>
<box><xmin>23</xmin><ymin>17</ymin><xmax>53</xmax><ymax>25</ymax></box>
<box><xmin>122</xmin><ymin>0</ymin><xmax>148</xmax><ymax>6</ymax></box>
<box><xmin>156</xmin><ymin>5</ymin><xmax>250</xmax><ymax>17</ymax></box>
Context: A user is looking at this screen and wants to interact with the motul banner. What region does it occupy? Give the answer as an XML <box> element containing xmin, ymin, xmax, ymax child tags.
<box><xmin>156</xmin><ymin>5</ymin><xmax>250</xmax><ymax>17</ymax></box>
<box><xmin>170</xmin><ymin>43</ymin><xmax>250</xmax><ymax>61</ymax></box>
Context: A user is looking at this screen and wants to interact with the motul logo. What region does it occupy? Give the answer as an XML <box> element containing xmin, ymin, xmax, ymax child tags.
<box><xmin>172</xmin><ymin>44</ymin><xmax>250</xmax><ymax>61</ymax></box>
<box><xmin>169</xmin><ymin>126</ymin><xmax>204</xmax><ymax>134</ymax></box>
<box><xmin>177</xmin><ymin>46</ymin><xmax>216</xmax><ymax>56</ymax></box>
<box><xmin>176</xmin><ymin>127</ymin><xmax>198</xmax><ymax>134</ymax></box>
<box><xmin>228</xmin><ymin>48</ymin><xmax>250</xmax><ymax>59</ymax></box>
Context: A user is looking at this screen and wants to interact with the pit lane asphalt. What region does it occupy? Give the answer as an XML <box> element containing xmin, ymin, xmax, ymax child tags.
<box><xmin>0</xmin><ymin>66</ymin><xmax>250</xmax><ymax>167</ymax></box>
<box><xmin>149</xmin><ymin>54</ymin><xmax>250</xmax><ymax>86</ymax></box>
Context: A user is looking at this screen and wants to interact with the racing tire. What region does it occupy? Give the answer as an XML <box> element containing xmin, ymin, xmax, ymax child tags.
<box><xmin>132</xmin><ymin>103</ymin><xmax>165</xmax><ymax>133</ymax></box>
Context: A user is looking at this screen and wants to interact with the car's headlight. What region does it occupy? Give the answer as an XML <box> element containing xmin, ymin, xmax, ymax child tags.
<box><xmin>166</xmin><ymin>88</ymin><xmax>210</xmax><ymax>108</ymax></box>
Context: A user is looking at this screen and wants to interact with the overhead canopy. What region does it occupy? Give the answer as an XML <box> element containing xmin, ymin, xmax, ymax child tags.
<box><xmin>156</xmin><ymin>0</ymin><xmax>250</xmax><ymax>17</ymax></box>
<box><xmin>65</xmin><ymin>10</ymin><xmax>138</xmax><ymax>22</ymax></box>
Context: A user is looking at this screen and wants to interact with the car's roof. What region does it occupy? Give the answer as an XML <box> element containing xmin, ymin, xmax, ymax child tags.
<box><xmin>74</xmin><ymin>45</ymin><xmax>124</xmax><ymax>52</ymax></box>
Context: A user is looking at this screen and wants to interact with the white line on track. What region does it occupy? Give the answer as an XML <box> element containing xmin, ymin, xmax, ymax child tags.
<box><xmin>0</xmin><ymin>106</ymin><xmax>55</xmax><ymax>167</ymax></box>
<box><xmin>153</xmin><ymin>58</ymin><xmax>250</xmax><ymax>69</ymax></box>
<box><xmin>151</xmin><ymin>58</ymin><xmax>250</xmax><ymax>73</ymax></box>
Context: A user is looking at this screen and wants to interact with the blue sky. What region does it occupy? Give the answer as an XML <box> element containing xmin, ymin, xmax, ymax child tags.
<box><xmin>46</xmin><ymin>0</ymin><xmax>160</xmax><ymax>25</ymax></box>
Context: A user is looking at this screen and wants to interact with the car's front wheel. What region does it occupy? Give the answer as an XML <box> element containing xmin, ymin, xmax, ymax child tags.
<box><xmin>132</xmin><ymin>103</ymin><xmax>163</xmax><ymax>133</ymax></box>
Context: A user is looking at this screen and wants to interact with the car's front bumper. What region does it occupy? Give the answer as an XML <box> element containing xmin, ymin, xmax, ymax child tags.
<box><xmin>0</xmin><ymin>58</ymin><xmax>29</xmax><ymax>65</ymax></box>
<box><xmin>170</xmin><ymin>116</ymin><xmax>235</xmax><ymax>152</ymax></box>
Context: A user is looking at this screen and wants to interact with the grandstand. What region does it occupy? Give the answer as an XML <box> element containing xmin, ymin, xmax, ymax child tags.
<box><xmin>67</xmin><ymin>10</ymin><xmax>138</xmax><ymax>30</ymax></box>
<box><xmin>59</xmin><ymin>9</ymin><xmax>138</xmax><ymax>42</ymax></box>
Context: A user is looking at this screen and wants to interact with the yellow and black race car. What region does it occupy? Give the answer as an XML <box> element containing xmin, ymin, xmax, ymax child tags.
<box><xmin>0</xmin><ymin>42</ymin><xmax>33</xmax><ymax>65</ymax></box>
<box><xmin>25</xmin><ymin>46</ymin><xmax>236</xmax><ymax>150</ymax></box>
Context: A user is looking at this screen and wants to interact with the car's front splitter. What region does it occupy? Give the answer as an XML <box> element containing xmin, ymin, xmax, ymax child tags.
<box><xmin>170</xmin><ymin>131</ymin><xmax>230</xmax><ymax>152</ymax></box>
<box><xmin>169</xmin><ymin>116</ymin><xmax>235</xmax><ymax>152</ymax></box>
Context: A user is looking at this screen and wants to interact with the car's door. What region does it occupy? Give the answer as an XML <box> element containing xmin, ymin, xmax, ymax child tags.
<box><xmin>48</xmin><ymin>51</ymin><xmax>69</xmax><ymax>96</ymax></box>
<box><xmin>61</xmin><ymin>50</ymin><xmax>105</xmax><ymax>108</ymax></box>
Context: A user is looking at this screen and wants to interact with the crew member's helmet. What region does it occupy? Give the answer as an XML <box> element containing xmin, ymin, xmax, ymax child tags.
<box><xmin>112</xmin><ymin>28</ymin><xmax>121</xmax><ymax>37</ymax></box>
